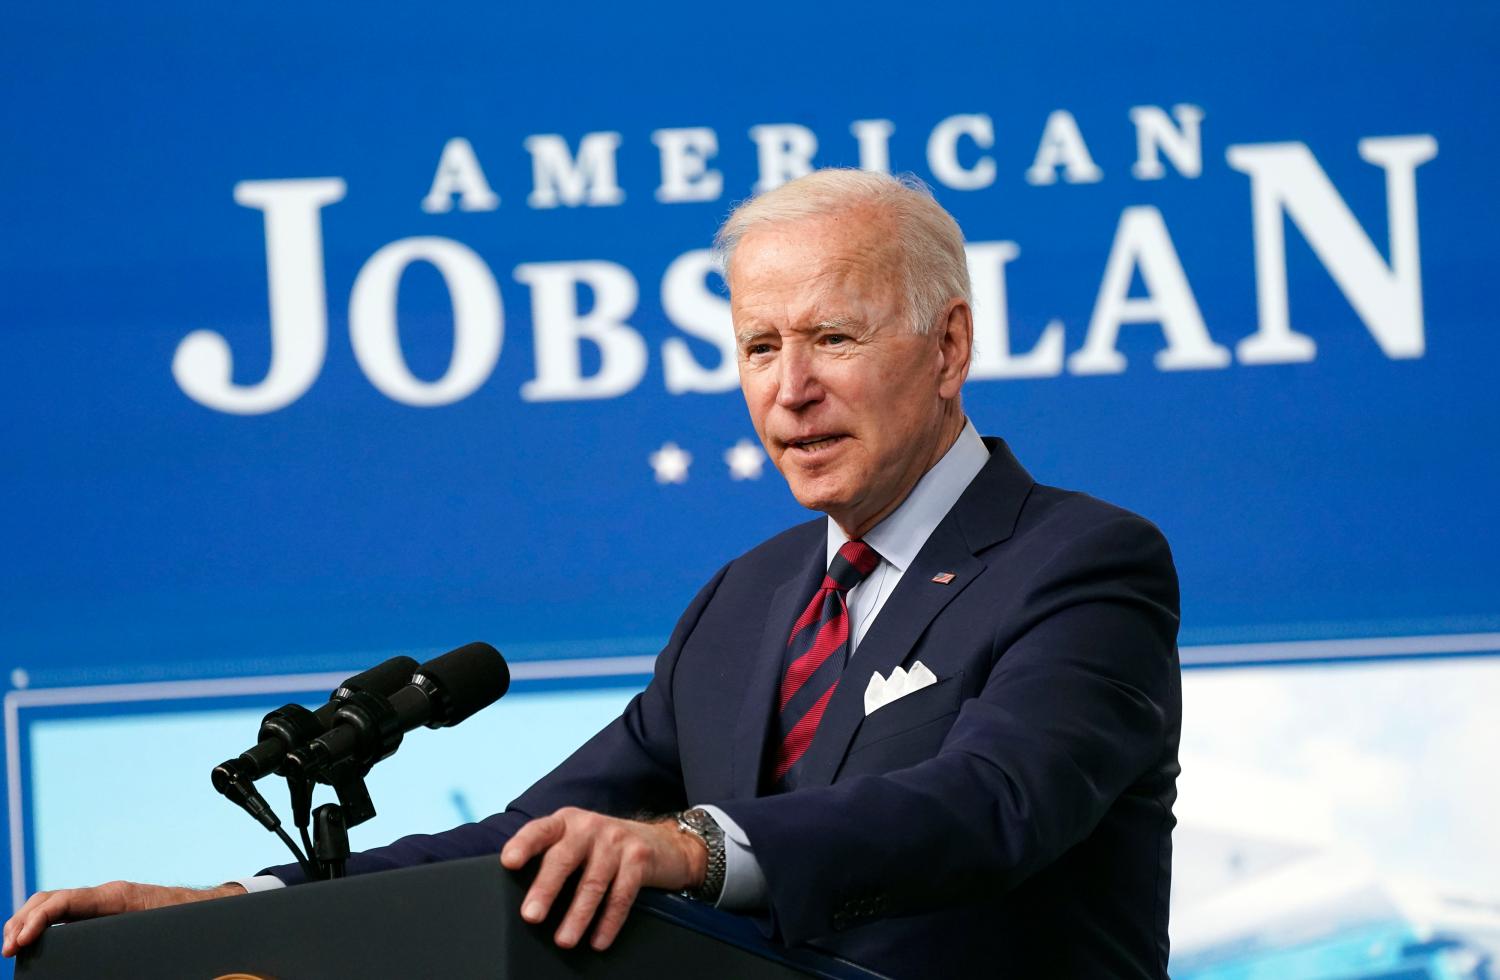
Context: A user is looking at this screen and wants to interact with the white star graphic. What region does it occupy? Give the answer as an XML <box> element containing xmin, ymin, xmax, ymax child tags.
<box><xmin>724</xmin><ymin>438</ymin><xmax>767</xmax><ymax>480</ymax></box>
<box><xmin>649</xmin><ymin>442</ymin><xmax>692</xmax><ymax>484</ymax></box>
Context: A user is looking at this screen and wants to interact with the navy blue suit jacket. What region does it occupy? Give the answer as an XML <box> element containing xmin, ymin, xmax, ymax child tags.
<box><xmin>268</xmin><ymin>439</ymin><xmax>1182</xmax><ymax>978</ymax></box>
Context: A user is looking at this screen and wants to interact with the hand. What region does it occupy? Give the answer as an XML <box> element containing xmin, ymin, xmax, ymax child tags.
<box><xmin>2</xmin><ymin>880</ymin><xmax>244</xmax><ymax>957</ymax></box>
<box><xmin>500</xmin><ymin>807</ymin><xmax>706</xmax><ymax>952</ymax></box>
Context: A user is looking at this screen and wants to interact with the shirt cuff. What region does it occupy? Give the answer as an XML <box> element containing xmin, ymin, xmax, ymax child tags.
<box><xmin>695</xmin><ymin>804</ymin><xmax>767</xmax><ymax>912</ymax></box>
<box><xmin>231</xmin><ymin>874</ymin><xmax>288</xmax><ymax>894</ymax></box>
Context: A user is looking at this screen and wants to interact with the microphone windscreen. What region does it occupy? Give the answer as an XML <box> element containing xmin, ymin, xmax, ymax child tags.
<box><xmin>336</xmin><ymin>654</ymin><xmax>420</xmax><ymax>700</ymax></box>
<box><xmin>418</xmin><ymin>642</ymin><xmax>510</xmax><ymax>725</ymax></box>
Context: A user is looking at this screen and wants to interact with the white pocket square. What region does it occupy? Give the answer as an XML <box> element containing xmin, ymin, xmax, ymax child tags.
<box><xmin>864</xmin><ymin>661</ymin><xmax>938</xmax><ymax>716</ymax></box>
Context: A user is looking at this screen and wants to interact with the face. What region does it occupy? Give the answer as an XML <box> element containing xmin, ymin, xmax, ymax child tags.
<box><xmin>729</xmin><ymin>210</ymin><xmax>972</xmax><ymax>538</ymax></box>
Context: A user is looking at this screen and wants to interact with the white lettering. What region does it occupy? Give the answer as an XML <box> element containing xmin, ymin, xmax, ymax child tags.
<box><xmin>652</xmin><ymin>127</ymin><xmax>723</xmax><ymax>203</ymax></box>
<box><xmin>749</xmin><ymin>124</ymin><xmax>818</xmax><ymax>192</ymax></box>
<box><xmin>524</xmin><ymin>132</ymin><xmax>626</xmax><ymax>209</ymax></box>
<box><xmin>1226</xmin><ymin>135</ymin><xmax>1438</xmax><ymax>363</ymax></box>
<box><xmin>348</xmin><ymin>237</ymin><xmax>503</xmax><ymax>406</ymax></box>
<box><xmin>420</xmin><ymin>138</ymin><xmax>500</xmax><ymax>213</ymax></box>
<box><xmin>517</xmin><ymin>261</ymin><xmax>646</xmax><ymax>400</ymax></box>
<box><xmin>927</xmin><ymin>114</ymin><xmax>997</xmax><ymax>191</ymax></box>
<box><xmin>172</xmin><ymin>178</ymin><xmax>345</xmax><ymax>414</ymax></box>
<box><xmin>1069</xmin><ymin>206</ymin><xmax>1230</xmax><ymax>374</ymax></box>
<box><xmin>851</xmin><ymin>119</ymin><xmax>895</xmax><ymax>174</ymax></box>
<box><xmin>661</xmin><ymin>250</ymin><xmax>737</xmax><ymax>394</ymax></box>
<box><xmin>1129</xmin><ymin>104</ymin><xmax>1204</xmax><ymax>180</ymax></box>
<box><xmin>1026</xmin><ymin>110</ymin><xmax>1103</xmax><ymax>186</ymax></box>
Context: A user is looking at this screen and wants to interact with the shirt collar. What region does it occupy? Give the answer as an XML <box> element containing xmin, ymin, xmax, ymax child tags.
<box><xmin>825</xmin><ymin>419</ymin><xmax>990</xmax><ymax>572</ymax></box>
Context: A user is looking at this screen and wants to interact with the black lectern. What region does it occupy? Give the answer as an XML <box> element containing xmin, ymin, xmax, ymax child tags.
<box><xmin>15</xmin><ymin>856</ymin><xmax>885</xmax><ymax>978</ymax></box>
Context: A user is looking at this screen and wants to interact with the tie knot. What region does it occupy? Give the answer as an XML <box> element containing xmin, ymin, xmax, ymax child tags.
<box><xmin>826</xmin><ymin>540</ymin><xmax>880</xmax><ymax>592</ymax></box>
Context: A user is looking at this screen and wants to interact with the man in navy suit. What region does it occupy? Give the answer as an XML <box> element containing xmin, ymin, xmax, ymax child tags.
<box><xmin>4</xmin><ymin>170</ymin><xmax>1180</xmax><ymax>978</ymax></box>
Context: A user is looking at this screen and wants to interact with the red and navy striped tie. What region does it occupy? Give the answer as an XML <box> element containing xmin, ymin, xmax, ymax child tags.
<box><xmin>772</xmin><ymin>540</ymin><xmax>881</xmax><ymax>786</ymax></box>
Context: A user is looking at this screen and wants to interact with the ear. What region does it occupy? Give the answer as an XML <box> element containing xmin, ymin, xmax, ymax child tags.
<box><xmin>934</xmin><ymin>299</ymin><xmax>973</xmax><ymax>400</ymax></box>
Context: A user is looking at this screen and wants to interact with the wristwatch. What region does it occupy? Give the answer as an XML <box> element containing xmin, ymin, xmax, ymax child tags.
<box><xmin>675</xmin><ymin>807</ymin><xmax>726</xmax><ymax>904</ymax></box>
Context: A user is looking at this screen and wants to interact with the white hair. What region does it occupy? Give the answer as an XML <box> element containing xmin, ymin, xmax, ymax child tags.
<box><xmin>713</xmin><ymin>169</ymin><xmax>971</xmax><ymax>334</ymax></box>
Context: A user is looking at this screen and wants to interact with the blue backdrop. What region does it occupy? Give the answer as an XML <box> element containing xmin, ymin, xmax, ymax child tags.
<box><xmin>3</xmin><ymin>2</ymin><xmax>1497</xmax><ymax>975</ymax></box>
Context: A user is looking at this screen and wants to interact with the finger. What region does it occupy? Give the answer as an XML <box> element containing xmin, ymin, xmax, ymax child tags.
<box><xmin>501</xmin><ymin>814</ymin><xmax>565</xmax><ymax>870</ymax></box>
<box><xmin>12</xmin><ymin>893</ymin><xmax>74</xmax><ymax>950</ymax></box>
<box><xmin>10</xmin><ymin>890</ymin><xmax>51</xmax><ymax>917</ymax></box>
<box><xmin>2</xmin><ymin>909</ymin><xmax>22</xmax><ymax>957</ymax></box>
<box><xmin>3</xmin><ymin>894</ymin><xmax>44</xmax><ymax>956</ymax></box>
<box><xmin>10</xmin><ymin>891</ymin><xmax>70</xmax><ymax>952</ymax></box>
<box><xmin>5</xmin><ymin>889</ymin><xmax>52</xmax><ymax>943</ymax></box>
<box><xmin>521</xmin><ymin>834</ymin><xmax>588</xmax><ymax>925</ymax></box>
<box><xmin>555</xmin><ymin>841</ymin><xmax>621</xmax><ymax>949</ymax></box>
<box><xmin>589</xmin><ymin>856</ymin><xmax>644</xmax><ymax>951</ymax></box>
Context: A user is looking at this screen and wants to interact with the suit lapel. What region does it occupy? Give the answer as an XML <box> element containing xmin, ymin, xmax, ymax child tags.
<box><xmin>791</xmin><ymin>437</ymin><xmax>1035</xmax><ymax>788</ymax></box>
<box><xmin>729</xmin><ymin>532</ymin><xmax>825</xmax><ymax>799</ymax></box>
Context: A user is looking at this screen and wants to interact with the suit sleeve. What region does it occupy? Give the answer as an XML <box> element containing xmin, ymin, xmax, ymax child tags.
<box><xmin>259</xmin><ymin>562</ymin><xmax>730</xmax><ymax>884</ymax></box>
<box><xmin>714</xmin><ymin>513</ymin><xmax>1180</xmax><ymax>943</ymax></box>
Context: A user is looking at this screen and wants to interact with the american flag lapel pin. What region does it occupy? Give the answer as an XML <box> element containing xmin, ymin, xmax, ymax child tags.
<box><xmin>931</xmin><ymin>572</ymin><xmax>956</xmax><ymax>585</ymax></box>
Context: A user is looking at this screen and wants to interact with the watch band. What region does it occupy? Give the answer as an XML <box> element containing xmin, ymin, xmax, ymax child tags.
<box><xmin>675</xmin><ymin>807</ymin><xmax>726</xmax><ymax>904</ymax></box>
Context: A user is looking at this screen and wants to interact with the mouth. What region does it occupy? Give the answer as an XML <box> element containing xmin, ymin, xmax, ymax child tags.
<box><xmin>784</xmin><ymin>434</ymin><xmax>847</xmax><ymax>455</ymax></box>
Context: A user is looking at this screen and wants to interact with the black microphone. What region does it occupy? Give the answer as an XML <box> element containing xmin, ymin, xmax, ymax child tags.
<box><xmin>215</xmin><ymin>655</ymin><xmax>420</xmax><ymax>785</ymax></box>
<box><xmin>211</xmin><ymin>656</ymin><xmax>419</xmax><ymax>830</ymax></box>
<box><xmin>284</xmin><ymin>642</ymin><xmax>509</xmax><ymax>782</ymax></box>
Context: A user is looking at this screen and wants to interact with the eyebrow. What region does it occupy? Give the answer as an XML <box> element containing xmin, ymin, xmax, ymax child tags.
<box><xmin>736</xmin><ymin>316</ymin><xmax>864</xmax><ymax>348</ymax></box>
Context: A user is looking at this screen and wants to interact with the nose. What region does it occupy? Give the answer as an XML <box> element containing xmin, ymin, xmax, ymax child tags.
<box><xmin>775</xmin><ymin>344</ymin><xmax>823</xmax><ymax>411</ymax></box>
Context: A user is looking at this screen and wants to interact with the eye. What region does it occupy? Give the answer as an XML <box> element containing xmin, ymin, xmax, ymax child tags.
<box><xmin>822</xmin><ymin>334</ymin><xmax>848</xmax><ymax>346</ymax></box>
